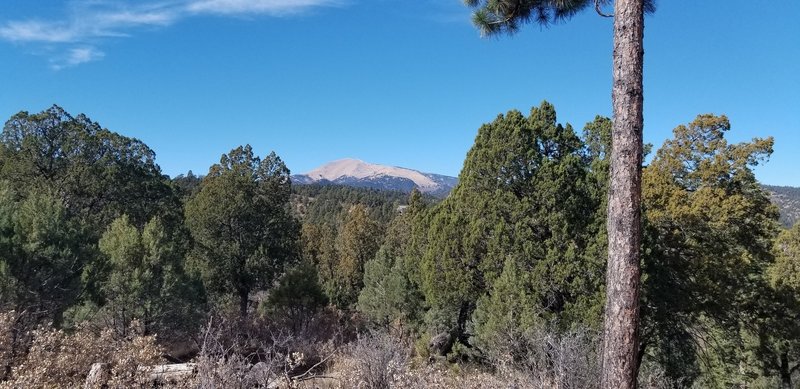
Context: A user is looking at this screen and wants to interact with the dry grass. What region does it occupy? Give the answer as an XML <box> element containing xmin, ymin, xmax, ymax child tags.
<box><xmin>0</xmin><ymin>309</ymin><xmax>685</xmax><ymax>388</ymax></box>
<box><xmin>0</xmin><ymin>312</ymin><xmax>161</xmax><ymax>388</ymax></box>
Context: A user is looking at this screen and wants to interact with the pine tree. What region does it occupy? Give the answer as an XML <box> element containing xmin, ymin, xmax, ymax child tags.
<box><xmin>462</xmin><ymin>1</ymin><xmax>655</xmax><ymax>384</ymax></box>
<box><xmin>330</xmin><ymin>204</ymin><xmax>381</xmax><ymax>308</ymax></box>
<box><xmin>185</xmin><ymin>145</ymin><xmax>299</xmax><ymax>317</ymax></box>
<box><xmin>0</xmin><ymin>183</ymin><xmax>85</xmax><ymax>327</ymax></box>
<box><xmin>98</xmin><ymin>215</ymin><xmax>200</xmax><ymax>337</ymax></box>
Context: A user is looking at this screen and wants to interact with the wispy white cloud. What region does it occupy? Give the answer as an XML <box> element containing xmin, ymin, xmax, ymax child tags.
<box><xmin>0</xmin><ymin>0</ymin><xmax>341</xmax><ymax>68</ymax></box>
<box><xmin>0</xmin><ymin>20</ymin><xmax>78</xmax><ymax>43</ymax></box>
<box><xmin>54</xmin><ymin>46</ymin><xmax>106</xmax><ymax>69</ymax></box>
<box><xmin>187</xmin><ymin>0</ymin><xmax>342</xmax><ymax>16</ymax></box>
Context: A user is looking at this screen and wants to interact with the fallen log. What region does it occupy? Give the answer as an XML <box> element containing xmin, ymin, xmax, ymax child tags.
<box><xmin>146</xmin><ymin>362</ymin><xmax>197</xmax><ymax>382</ymax></box>
<box><xmin>84</xmin><ymin>362</ymin><xmax>197</xmax><ymax>388</ymax></box>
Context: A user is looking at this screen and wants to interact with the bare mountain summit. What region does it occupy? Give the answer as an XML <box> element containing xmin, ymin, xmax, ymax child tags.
<box><xmin>292</xmin><ymin>158</ymin><xmax>457</xmax><ymax>197</ymax></box>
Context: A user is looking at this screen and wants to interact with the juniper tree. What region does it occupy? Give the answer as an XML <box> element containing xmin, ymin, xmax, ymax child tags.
<box><xmin>0</xmin><ymin>105</ymin><xmax>175</xmax><ymax>232</ymax></box>
<box><xmin>419</xmin><ymin>102</ymin><xmax>604</xmax><ymax>351</ymax></box>
<box><xmin>358</xmin><ymin>190</ymin><xmax>426</xmax><ymax>330</ymax></box>
<box><xmin>185</xmin><ymin>145</ymin><xmax>299</xmax><ymax>317</ymax></box>
<box><xmin>463</xmin><ymin>1</ymin><xmax>654</xmax><ymax>385</ymax></box>
<box><xmin>770</xmin><ymin>224</ymin><xmax>800</xmax><ymax>389</ymax></box>
<box><xmin>0</xmin><ymin>106</ymin><xmax>182</xmax><ymax>314</ymax></box>
<box><xmin>640</xmin><ymin>114</ymin><xmax>779</xmax><ymax>385</ymax></box>
<box><xmin>329</xmin><ymin>204</ymin><xmax>381</xmax><ymax>308</ymax></box>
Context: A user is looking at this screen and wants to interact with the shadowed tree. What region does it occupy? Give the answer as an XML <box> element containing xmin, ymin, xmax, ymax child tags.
<box><xmin>331</xmin><ymin>204</ymin><xmax>381</xmax><ymax>308</ymax></box>
<box><xmin>185</xmin><ymin>145</ymin><xmax>299</xmax><ymax>317</ymax></box>
<box><xmin>767</xmin><ymin>224</ymin><xmax>800</xmax><ymax>388</ymax></box>
<box><xmin>418</xmin><ymin>102</ymin><xmax>604</xmax><ymax>357</ymax></box>
<box><xmin>463</xmin><ymin>1</ymin><xmax>654</xmax><ymax>386</ymax></box>
<box><xmin>640</xmin><ymin>114</ymin><xmax>779</xmax><ymax>386</ymax></box>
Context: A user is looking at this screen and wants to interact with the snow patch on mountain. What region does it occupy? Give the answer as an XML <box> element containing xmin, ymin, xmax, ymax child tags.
<box><xmin>295</xmin><ymin>158</ymin><xmax>457</xmax><ymax>196</ymax></box>
<box><xmin>305</xmin><ymin>158</ymin><xmax>437</xmax><ymax>190</ymax></box>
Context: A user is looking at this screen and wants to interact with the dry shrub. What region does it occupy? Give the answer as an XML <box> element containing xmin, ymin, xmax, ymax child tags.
<box><xmin>402</xmin><ymin>364</ymin><xmax>515</xmax><ymax>389</ymax></box>
<box><xmin>188</xmin><ymin>315</ymin><xmax>290</xmax><ymax>388</ymax></box>
<box><xmin>336</xmin><ymin>357</ymin><xmax>516</xmax><ymax>389</ymax></box>
<box><xmin>0</xmin><ymin>320</ymin><xmax>161</xmax><ymax>388</ymax></box>
<box><xmin>338</xmin><ymin>332</ymin><xmax>410</xmax><ymax>389</ymax></box>
<box><xmin>0</xmin><ymin>311</ymin><xmax>16</xmax><ymax>381</ymax></box>
<box><xmin>186</xmin><ymin>309</ymin><xmax>341</xmax><ymax>388</ymax></box>
<box><xmin>0</xmin><ymin>311</ymin><xmax>38</xmax><ymax>382</ymax></box>
<box><xmin>638</xmin><ymin>362</ymin><xmax>689</xmax><ymax>389</ymax></box>
<box><xmin>479</xmin><ymin>326</ymin><xmax>601</xmax><ymax>389</ymax></box>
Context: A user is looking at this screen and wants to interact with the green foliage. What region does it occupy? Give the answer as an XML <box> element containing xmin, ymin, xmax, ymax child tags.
<box><xmin>263</xmin><ymin>260</ymin><xmax>328</xmax><ymax>326</ymax></box>
<box><xmin>0</xmin><ymin>105</ymin><xmax>175</xmax><ymax>232</ymax></box>
<box><xmin>1</xmin><ymin>103</ymin><xmax>796</xmax><ymax>386</ymax></box>
<box><xmin>185</xmin><ymin>145</ymin><xmax>299</xmax><ymax>316</ymax></box>
<box><xmin>326</xmin><ymin>204</ymin><xmax>381</xmax><ymax>308</ymax></box>
<box><xmin>358</xmin><ymin>249</ymin><xmax>406</xmax><ymax>326</ymax></box>
<box><xmin>418</xmin><ymin>102</ymin><xmax>606</xmax><ymax>336</ymax></box>
<box><xmin>470</xmin><ymin>257</ymin><xmax>539</xmax><ymax>358</ymax></box>
<box><xmin>763</xmin><ymin>223</ymin><xmax>800</xmax><ymax>387</ymax></box>
<box><xmin>357</xmin><ymin>201</ymin><xmax>425</xmax><ymax>330</ymax></box>
<box><xmin>292</xmin><ymin>184</ymin><xmax>412</xmax><ymax>226</ymax></box>
<box><xmin>640</xmin><ymin>114</ymin><xmax>780</xmax><ymax>385</ymax></box>
<box><xmin>172</xmin><ymin>170</ymin><xmax>204</xmax><ymax>201</ymax></box>
<box><xmin>0</xmin><ymin>182</ymin><xmax>85</xmax><ymax>326</ymax></box>
<box><xmin>97</xmin><ymin>215</ymin><xmax>201</xmax><ymax>337</ymax></box>
<box><xmin>463</xmin><ymin>0</ymin><xmax>655</xmax><ymax>36</ymax></box>
<box><xmin>0</xmin><ymin>105</ymin><xmax>182</xmax><ymax>327</ymax></box>
<box><xmin>771</xmin><ymin>224</ymin><xmax>800</xmax><ymax>291</ymax></box>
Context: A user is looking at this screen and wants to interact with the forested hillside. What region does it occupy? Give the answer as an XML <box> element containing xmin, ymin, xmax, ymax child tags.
<box><xmin>291</xmin><ymin>184</ymin><xmax>415</xmax><ymax>226</ymax></box>
<box><xmin>764</xmin><ymin>185</ymin><xmax>800</xmax><ymax>227</ymax></box>
<box><xmin>0</xmin><ymin>105</ymin><xmax>798</xmax><ymax>388</ymax></box>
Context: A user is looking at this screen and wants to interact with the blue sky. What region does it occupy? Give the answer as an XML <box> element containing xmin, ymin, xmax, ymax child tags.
<box><xmin>1</xmin><ymin>0</ymin><xmax>798</xmax><ymax>186</ymax></box>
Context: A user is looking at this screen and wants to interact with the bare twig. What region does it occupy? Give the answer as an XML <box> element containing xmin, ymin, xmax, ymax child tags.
<box><xmin>595</xmin><ymin>0</ymin><xmax>613</xmax><ymax>17</ymax></box>
<box><xmin>291</xmin><ymin>351</ymin><xmax>337</xmax><ymax>381</ymax></box>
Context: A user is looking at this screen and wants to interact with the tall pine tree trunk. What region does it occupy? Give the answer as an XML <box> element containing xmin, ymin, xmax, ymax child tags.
<box><xmin>780</xmin><ymin>352</ymin><xmax>792</xmax><ymax>389</ymax></box>
<box><xmin>601</xmin><ymin>0</ymin><xmax>644</xmax><ymax>387</ymax></box>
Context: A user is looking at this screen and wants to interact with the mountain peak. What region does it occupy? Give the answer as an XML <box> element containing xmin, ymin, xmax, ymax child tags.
<box><xmin>294</xmin><ymin>159</ymin><xmax>457</xmax><ymax>197</ymax></box>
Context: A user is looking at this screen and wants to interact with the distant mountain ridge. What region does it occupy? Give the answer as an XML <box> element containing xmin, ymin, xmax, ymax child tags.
<box><xmin>763</xmin><ymin>185</ymin><xmax>800</xmax><ymax>227</ymax></box>
<box><xmin>291</xmin><ymin>161</ymin><xmax>798</xmax><ymax>225</ymax></box>
<box><xmin>292</xmin><ymin>158</ymin><xmax>458</xmax><ymax>198</ymax></box>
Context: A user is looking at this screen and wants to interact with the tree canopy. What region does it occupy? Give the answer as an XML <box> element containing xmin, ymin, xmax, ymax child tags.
<box><xmin>185</xmin><ymin>145</ymin><xmax>299</xmax><ymax>316</ymax></box>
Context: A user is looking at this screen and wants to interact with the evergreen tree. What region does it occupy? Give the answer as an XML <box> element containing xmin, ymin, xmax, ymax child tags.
<box><xmin>419</xmin><ymin>102</ymin><xmax>605</xmax><ymax>350</ymax></box>
<box><xmin>470</xmin><ymin>257</ymin><xmax>539</xmax><ymax>361</ymax></box>
<box><xmin>97</xmin><ymin>215</ymin><xmax>201</xmax><ymax>337</ymax></box>
<box><xmin>0</xmin><ymin>105</ymin><xmax>175</xmax><ymax>232</ymax></box>
<box><xmin>301</xmin><ymin>222</ymin><xmax>338</xmax><ymax>299</ymax></box>
<box><xmin>765</xmin><ymin>223</ymin><xmax>800</xmax><ymax>388</ymax></box>
<box><xmin>640</xmin><ymin>114</ymin><xmax>779</xmax><ymax>385</ymax></box>
<box><xmin>0</xmin><ymin>106</ymin><xmax>182</xmax><ymax>315</ymax></box>
<box><xmin>329</xmin><ymin>204</ymin><xmax>381</xmax><ymax>308</ymax></box>
<box><xmin>0</xmin><ymin>183</ymin><xmax>86</xmax><ymax>326</ymax></box>
<box><xmin>358</xmin><ymin>190</ymin><xmax>426</xmax><ymax>330</ymax></box>
<box><xmin>185</xmin><ymin>145</ymin><xmax>299</xmax><ymax>317</ymax></box>
<box><xmin>263</xmin><ymin>260</ymin><xmax>328</xmax><ymax>330</ymax></box>
<box><xmin>462</xmin><ymin>1</ymin><xmax>655</xmax><ymax>384</ymax></box>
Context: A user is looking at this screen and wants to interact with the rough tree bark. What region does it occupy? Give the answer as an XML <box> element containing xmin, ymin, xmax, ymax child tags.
<box><xmin>780</xmin><ymin>352</ymin><xmax>793</xmax><ymax>389</ymax></box>
<box><xmin>601</xmin><ymin>0</ymin><xmax>645</xmax><ymax>388</ymax></box>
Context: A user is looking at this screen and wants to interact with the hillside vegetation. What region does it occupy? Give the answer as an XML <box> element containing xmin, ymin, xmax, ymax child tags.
<box><xmin>764</xmin><ymin>185</ymin><xmax>800</xmax><ymax>227</ymax></box>
<box><xmin>0</xmin><ymin>104</ymin><xmax>798</xmax><ymax>388</ymax></box>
